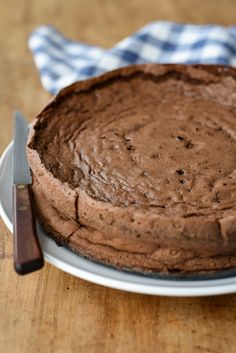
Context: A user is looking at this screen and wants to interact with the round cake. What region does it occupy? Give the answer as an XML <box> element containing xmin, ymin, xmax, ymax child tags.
<box><xmin>27</xmin><ymin>64</ymin><xmax>236</xmax><ymax>274</ymax></box>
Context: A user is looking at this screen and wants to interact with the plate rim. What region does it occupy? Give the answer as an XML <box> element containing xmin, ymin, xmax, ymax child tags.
<box><xmin>1</xmin><ymin>141</ymin><xmax>236</xmax><ymax>296</ymax></box>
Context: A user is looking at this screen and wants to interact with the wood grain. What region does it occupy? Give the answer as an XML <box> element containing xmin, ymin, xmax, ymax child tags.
<box><xmin>1</xmin><ymin>1</ymin><xmax>236</xmax><ymax>352</ymax></box>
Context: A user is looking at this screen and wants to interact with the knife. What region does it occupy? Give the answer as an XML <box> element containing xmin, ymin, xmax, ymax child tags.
<box><xmin>12</xmin><ymin>111</ymin><xmax>44</xmax><ymax>275</ymax></box>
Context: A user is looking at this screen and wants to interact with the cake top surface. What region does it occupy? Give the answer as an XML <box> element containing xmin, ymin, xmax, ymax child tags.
<box><xmin>29</xmin><ymin>64</ymin><xmax>236</xmax><ymax>217</ymax></box>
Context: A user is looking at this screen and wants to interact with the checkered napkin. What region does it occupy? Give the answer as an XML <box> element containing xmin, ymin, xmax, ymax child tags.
<box><xmin>28</xmin><ymin>21</ymin><xmax>236</xmax><ymax>95</ymax></box>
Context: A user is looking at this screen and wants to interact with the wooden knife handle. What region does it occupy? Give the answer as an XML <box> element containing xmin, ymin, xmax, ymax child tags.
<box><xmin>12</xmin><ymin>184</ymin><xmax>44</xmax><ymax>275</ymax></box>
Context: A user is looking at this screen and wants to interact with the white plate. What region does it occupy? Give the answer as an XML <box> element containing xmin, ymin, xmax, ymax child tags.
<box><xmin>1</xmin><ymin>142</ymin><xmax>236</xmax><ymax>297</ymax></box>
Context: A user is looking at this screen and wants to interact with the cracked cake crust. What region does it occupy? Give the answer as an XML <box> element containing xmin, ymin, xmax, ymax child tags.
<box><xmin>27</xmin><ymin>64</ymin><xmax>236</xmax><ymax>274</ymax></box>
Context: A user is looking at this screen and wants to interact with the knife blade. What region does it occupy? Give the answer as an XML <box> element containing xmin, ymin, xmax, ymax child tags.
<box><xmin>12</xmin><ymin>111</ymin><xmax>44</xmax><ymax>275</ymax></box>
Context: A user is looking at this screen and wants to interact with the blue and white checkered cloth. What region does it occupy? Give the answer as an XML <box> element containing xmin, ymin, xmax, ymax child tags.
<box><xmin>29</xmin><ymin>21</ymin><xmax>236</xmax><ymax>95</ymax></box>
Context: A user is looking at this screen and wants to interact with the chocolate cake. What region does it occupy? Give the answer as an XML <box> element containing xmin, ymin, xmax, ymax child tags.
<box><xmin>27</xmin><ymin>64</ymin><xmax>236</xmax><ymax>274</ymax></box>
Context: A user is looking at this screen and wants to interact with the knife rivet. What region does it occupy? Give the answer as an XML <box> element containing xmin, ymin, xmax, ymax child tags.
<box><xmin>17</xmin><ymin>184</ymin><xmax>26</xmax><ymax>190</ymax></box>
<box><xmin>19</xmin><ymin>205</ymin><xmax>28</xmax><ymax>211</ymax></box>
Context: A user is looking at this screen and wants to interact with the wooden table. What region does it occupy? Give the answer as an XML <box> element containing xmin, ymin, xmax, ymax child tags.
<box><xmin>1</xmin><ymin>1</ymin><xmax>236</xmax><ymax>352</ymax></box>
